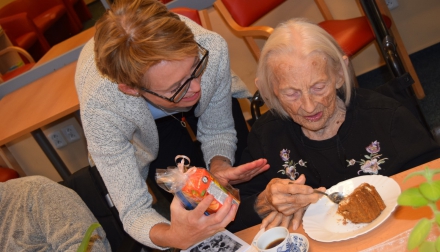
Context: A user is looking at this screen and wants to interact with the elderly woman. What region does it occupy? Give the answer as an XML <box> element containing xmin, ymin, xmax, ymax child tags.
<box><xmin>228</xmin><ymin>18</ymin><xmax>440</xmax><ymax>232</ymax></box>
<box><xmin>75</xmin><ymin>0</ymin><xmax>269</xmax><ymax>249</ymax></box>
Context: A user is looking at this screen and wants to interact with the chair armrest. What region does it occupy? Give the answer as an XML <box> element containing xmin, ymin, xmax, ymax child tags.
<box><xmin>0</xmin><ymin>46</ymin><xmax>35</xmax><ymax>63</ymax></box>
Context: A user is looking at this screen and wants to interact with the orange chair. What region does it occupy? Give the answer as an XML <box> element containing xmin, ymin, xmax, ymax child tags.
<box><xmin>0</xmin><ymin>0</ymin><xmax>82</xmax><ymax>47</ymax></box>
<box><xmin>61</xmin><ymin>0</ymin><xmax>92</xmax><ymax>23</ymax></box>
<box><xmin>0</xmin><ymin>166</ymin><xmax>20</xmax><ymax>182</ymax></box>
<box><xmin>0</xmin><ymin>13</ymin><xmax>50</xmax><ymax>61</ymax></box>
<box><xmin>214</xmin><ymin>0</ymin><xmax>391</xmax><ymax>61</ymax></box>
<box><xmin>0</xmin><ymin>46</ymin><xmax>35</xmax><ymax>83</ymax></box>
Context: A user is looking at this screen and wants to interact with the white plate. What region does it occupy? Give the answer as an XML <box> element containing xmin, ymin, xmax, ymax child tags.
<box><xmin>250</xmin><ymin>229</ymin><xmax>309</xmax><ymax>252</ymax></box>
<box><xmin>302</xmin><ymin>175</ymin><xmax>401</xmax><ymax>242</ymax></box>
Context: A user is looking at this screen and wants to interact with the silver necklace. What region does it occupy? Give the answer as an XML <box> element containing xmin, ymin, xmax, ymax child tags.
<box><xmin>157</xmin><ymin>105</ymin><xmax>186</xmax><ymax>128</ymax></box>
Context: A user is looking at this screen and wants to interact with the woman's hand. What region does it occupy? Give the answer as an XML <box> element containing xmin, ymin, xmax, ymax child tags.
<box><xmin>210</xmin><ymin>157</ymin><xmax>270</xmax><ymax>186</ymax></box>
<box><xmin>260</xmin><ymin>211</ymin><xmax>294</xmax><ymax>230</ymax></box>
<box><xmin>260</xmin><ymin>206</ymin><xmax>307</xmax><ymax>231</ymax></box>
<box><xmin>255</xmin><ymin>175</ymin><xmax>323</xmax><ymax>216</ymax></box>
<box><xmin>150</xmin><ymin>194</ymin><xmax>238</xmax><ymax>249</ymax></box>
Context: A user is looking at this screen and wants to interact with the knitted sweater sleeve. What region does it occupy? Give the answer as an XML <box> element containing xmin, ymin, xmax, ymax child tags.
<box><xmin>75</xmin><ymin>41</ymin><xmax>169</xmax><ymax>250</ymax></box>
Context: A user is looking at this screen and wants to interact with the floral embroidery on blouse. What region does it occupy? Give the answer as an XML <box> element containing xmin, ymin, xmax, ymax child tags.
<box><xmin>278</xmin><ymin>149</ymin><xmax>307</xmax><ymax>180</ymax></box>
<box><xmin>346</xmin><ymin>140</ymin><xmax>388</xmax><ymax>175</ymax></box>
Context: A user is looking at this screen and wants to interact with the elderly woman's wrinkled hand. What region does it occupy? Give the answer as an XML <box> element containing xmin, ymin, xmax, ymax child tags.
<box><xmin>255</xmin><ymin>175</ymin><xmax>324</xmax><ymax>231</ymax></box>
<box><xmin>256</xmin><ymin>175</ymin><xmax>322</xmax><ymax>216</ymax></box>
<box><xmin>260</xmin><ymin>211</ymin><xmax>294</xmax><ymax>230</ymax></box>
<box><xmin>260</xmin><ymin>206</ymin><xmax>307</xmax><ymax>231</ymax></box>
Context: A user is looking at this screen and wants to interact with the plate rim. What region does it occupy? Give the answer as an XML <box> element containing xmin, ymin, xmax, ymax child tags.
<box><xmin>302</xmin><ymin>174</ymin><xmax>401</xmax><ymax>242</ymax></box>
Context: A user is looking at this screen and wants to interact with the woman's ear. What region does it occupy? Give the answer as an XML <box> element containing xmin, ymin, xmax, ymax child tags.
<box><xmin>336</xmin><ymin>55</ymin><xmax>349</xmax><ymax>89</ymax></box>
<box><xmin>118</xmin><ymin>83</ymin><xmax>140</xmax><ymax>97</ymax></box>
<box><xmin>254</xmin><ymin>78</ymin><xmax>260</xmax><ymax>90</ymax></box>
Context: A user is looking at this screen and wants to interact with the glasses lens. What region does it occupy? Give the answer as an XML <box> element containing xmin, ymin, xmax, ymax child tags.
<box><xmin>194</xmin><ymin>53</ymin><xmax>209</xmax><ymax>79</ymax></box>
<box><xmin>171</xmin><ymin>47</ymin><xmax>209</xmax><ymax>103</ymax></box>
<box><xmin>173</xmin><ymin>78</ymin><xmax>192</xmax><ymax>102</ymax></box>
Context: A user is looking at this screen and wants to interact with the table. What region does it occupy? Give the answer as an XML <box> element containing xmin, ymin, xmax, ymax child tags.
<box><xmin>0</xmin><ymin>27</ymin><xmax>95</xmax><ymax>179</ymax></box>
<box><xmin>35</xmin><ymin>27</ymin><xmax>95</xmax><ymax>67</ymax></box>
<box><xmin>235</xmin><ymin>158</ymin><xmax>440</xmax><ymax>251</ymax></box>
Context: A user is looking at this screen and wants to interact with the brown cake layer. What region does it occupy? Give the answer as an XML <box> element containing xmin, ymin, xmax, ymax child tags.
<box><xmin>337</xmin><ymin>183</ymin><xmax>386</xmax><ymax>224</ymax></box>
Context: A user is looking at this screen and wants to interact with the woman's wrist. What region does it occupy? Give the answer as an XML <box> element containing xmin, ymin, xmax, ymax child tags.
<box><xmin>150</xmin><ymin>223</ymin><xmax>176</xmax><ymax>249</ymax></box>
<box><xmin>254</xmin><ymin>190</ymin><xmax>275</xmax><ymax>219</ymax></box>
<box><xmin>209</xmin><ymin>156</ymin><xmax>232</xmax><ymax>172</ymax></box>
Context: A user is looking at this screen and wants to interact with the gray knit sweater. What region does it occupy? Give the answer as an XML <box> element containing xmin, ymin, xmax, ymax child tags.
<box><xmin>0</xmin><ymin>176</ymin><xmax>111</xmax><ymax>251</ymax></box>
<box><xmin>75</xmin><ymin>16</ymin><xmax>250</xmax><ymax>249</ymax></box>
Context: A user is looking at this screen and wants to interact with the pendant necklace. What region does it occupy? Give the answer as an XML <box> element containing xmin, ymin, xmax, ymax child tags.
<box><xmin>157</xmin><ymin>105</ymin><xmax>186</xmax><ymax>128</ymax></box>
<box><xmin>156</xmin><ymin>104</ymin><xmax>197</xmax><ymax>142</ymax></box>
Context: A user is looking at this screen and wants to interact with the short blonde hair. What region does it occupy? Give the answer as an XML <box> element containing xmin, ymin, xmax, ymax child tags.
<box><xmin>256</xmin><ymin>18</ymin><xmax>355</xmax><ymax>118</ymax></box>
<box><xmin>94</xmin><ymin>0</ymin><xmax>198</xmax><ymax>88</ymax></box>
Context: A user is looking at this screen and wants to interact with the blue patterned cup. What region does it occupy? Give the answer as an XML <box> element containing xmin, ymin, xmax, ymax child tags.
<box><xmin>290</xmin><ymin>233</ymin><xmax>309</xmax><ymax>252</ymax></box>
<box><xmin>255</xmin><ymin>227</ymin><xmax>294</xmax><ymax>252</ymax></box>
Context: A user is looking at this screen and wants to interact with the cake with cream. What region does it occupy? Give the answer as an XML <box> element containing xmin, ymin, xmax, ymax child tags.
<box><xmin>337</xmin><ymin>183</ymin><xmax>386</xmax><ymax>224</ymax></box>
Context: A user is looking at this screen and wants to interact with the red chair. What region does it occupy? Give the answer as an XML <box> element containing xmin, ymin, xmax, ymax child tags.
<box><xmin>61</xmin><ymin>0</ymin><xmax>92</xmax><ymax>23</ymax></box>
<box><xmin>0</xmin><ymin>46</ymin><xmax>35</xmax><ymax>83</ymax></box>
<box><xmin>0</xmin><ymin>0</ymin><xmax>82</xmax><ymax>47</ymax></box>
<box><xmin>214</xmin><ymin>0</ymin><xmax>391</xmax><ymax>61</ymax></box>
<box><xmin>0</xmin><ymin>166</ymin><xmax>20</xmax><ymax>182</ymax></box>
<box><xmin>0</xmin><ymin>13</ymin><xmax>50</xmax><ymax>61</ymax></box>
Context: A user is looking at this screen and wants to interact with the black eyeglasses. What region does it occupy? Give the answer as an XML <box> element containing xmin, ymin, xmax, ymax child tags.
<box><xmin>140</xmin><ymin>45</ymin><xmax>209</xmax><ymax>103</ymax></box>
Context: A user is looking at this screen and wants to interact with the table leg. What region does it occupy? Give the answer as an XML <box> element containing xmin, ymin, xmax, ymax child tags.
<box><xmin>31</xmin><ymin>128</ymin><xmax>71</xmax><ymax>180</ymax></box>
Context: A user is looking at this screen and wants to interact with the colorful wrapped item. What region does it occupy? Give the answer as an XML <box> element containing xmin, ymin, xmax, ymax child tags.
<box><xmin>156</xmin><ymin>155</ymin><xmax>240</xmax><ymax>214</ymax></box>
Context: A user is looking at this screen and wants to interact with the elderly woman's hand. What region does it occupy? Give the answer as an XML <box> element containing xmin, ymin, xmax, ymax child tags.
<box><xmin>260</xmin><ymin>211</ymin><xmax>294</xmax><ymax>231</ymax></box>
<box><xmin>259</xmin><ymin>206</ymin><xmax>307</xmax><ymax>231</ymax></box>
<box><xmin>255</xmin><ymin>175</ymin><xmax>323</xmax><ymax>217</ymax></box>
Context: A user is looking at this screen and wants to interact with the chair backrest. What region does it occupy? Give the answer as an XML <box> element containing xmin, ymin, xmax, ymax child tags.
<box><xmin>0</xmin><ymin>0</ymin><xmax>82</xmax><ymax>46</ymax></box>
<box><xmin>221</xmin><ymin>0</ymin><xmax>286</xmax><ymax>27</ymax></box>
<box><xmin>0</xmin><ymin>13</ymin><xmax>51</xmax><ymax>61</ymax></box>
<box><xmin>213</xmin><ymin>0</ymin><xmax>279</xmax><ymax>61</ymax></box>
<box><xmin>214</xmin><ymin>0</ymin><xmax>391</xmax><ymax>60</ymax></box>
<box><xmin>313</xmin><ymin>0</ymin><xmax>392</xmax><ymax>58</ymax></box>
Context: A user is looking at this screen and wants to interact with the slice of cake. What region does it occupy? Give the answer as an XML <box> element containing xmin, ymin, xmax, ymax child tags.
<box><xmin>337</xmin><ymin>183</ymin><xmax>386</xmax><ymax>224</ymax></box>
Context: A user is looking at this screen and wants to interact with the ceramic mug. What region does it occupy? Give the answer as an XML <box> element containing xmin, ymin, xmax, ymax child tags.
<box><xmin>255</xmin><ymin>227</ymin><xmax>294</xmax><ymax>252</ymax></box>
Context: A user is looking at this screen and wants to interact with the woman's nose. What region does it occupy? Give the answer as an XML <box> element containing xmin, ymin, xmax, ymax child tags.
<box><xmin>189</xmin><ymin>77</ymin><xmax>201</xmax><ymax>92</ymax></box>
<box><xmin>300</xmin><ymin>94</ymin><xmax>316</xmax><ymax>113</ymax></box>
